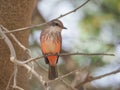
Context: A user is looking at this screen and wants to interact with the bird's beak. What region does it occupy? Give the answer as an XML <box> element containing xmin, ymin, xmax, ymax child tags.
<box><xmin>63</xmin><ymin>26</ymin><xmax>67</xmax><ymax>29</ymax></box>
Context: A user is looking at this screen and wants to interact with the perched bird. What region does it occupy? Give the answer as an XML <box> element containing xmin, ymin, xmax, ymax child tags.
<box><xmin>40</xmin><ymin>19</ymin><xmax>67</xmax><ymax>80</ymax></box>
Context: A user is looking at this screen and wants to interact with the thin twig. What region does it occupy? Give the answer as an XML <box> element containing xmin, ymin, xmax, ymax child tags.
<box><xmin>57</xmin><ymin>0</ymin><xmax>90</xmax><ymax>19</ymax></box>
<box><xmin>0</xmin><ymin>27</ymin><xmax>16</xmax><ymax>58</ymax></box>
<box><xmin>12</xmin><ymin>85</ymin><xmax>24</xmax><ymax>90</ymax></box>
<box><xmin>2</xmin><ymin>25</ymin><xmax>27</xmax><ymax>50</ymax></box>
<box><xmin>88</xmin><ymin>68</ymin><xmax>120</xmax><ymax>83</ymax></box>
<box><xmin>1</xmin><ymin>25</ymin><xmax>31</xmax><ymax>58</ymax></box>
<box><xmin>6</xmin><ymin>72</ymin><xmax>14</xmax><ymax>90</ymax></box>
<box><xmin>61</xmin><ymin>79</ymin><xmax>77</xmax><ymax>90</ymax></box>
<box><xmin>47</xmin><ymin>69</ymin><xmax>79</xmax><ymax>84</ymax></box>
<box><xmin>13</xmin><ymin>60</ymin><xmax>49</xmax><ymax>90</ymax></box>
<box><xmin>4</xmin><ymin>23</ymin><xmax>47</xmax><ymax>34</ymax></box>
<box><xmin>28</xmin><ymin>61</ymin><xmax>35</xmax><ymax>79</ymax></box>
<box><xmin>23</xmin><ymin>52</ymin><xmax>115</xmax><ymax>64</ymax></box>
<box><xmin>75</xmin><ymin>68</ymin><xmax>120</xmax><ymax>88</ymax></box>
<box><xmin>3</xmin><ymin>0</ymin><xmax>90</xmax><ymax>34</ymax></box>
<box><xmin>23</xmin><ymin>56</ymin><xmax>44</xmax><ymax>64</ymax></box>
<box><xmin>58</xmin><ymin>52</ymin><xmax>114</xmax><ymax>56</ymax></box>
<box><xmin>13</xmin><ymin>63</ymin><xmax>18</xmax><ymax>89</ymax></box>
<box><xmin>48</xmin><ymin>67</ymin><xmax>88</xmax><ymax>84</ymax></box>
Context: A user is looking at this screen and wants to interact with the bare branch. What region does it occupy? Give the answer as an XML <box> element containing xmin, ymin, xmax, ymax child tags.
<box><xmin>1</xmin><ymin>25</ymin><xmax>31</xmax><ymax>58</ymax></box>
<box><xmin>75</xmin><ymin>68</ymin><xmax>120</xmax><ymax>88</ymax></box>
<box><xmin>23</xmin><ymin>56</ymin><xmax>44</xmax><ymax>64</ymax></box>
<box><xmin>28</xmin><ymin>61</ymin><xmax>35</xmax><ymax>79</ymax></box>
<box><xmin>4</xmin><ymin>22</ymin><xmax>47</xmax><ymax>34</ymax></box>
<box><xmin>13</xmin><ymin>63</ymin><xmax>18</xmax><ymax>90</ymax></box>
<box><xmin>57</xmin><ymin>0</ymin><xmax>90</xmax><ymax>19</ymax></box>
<box><xmin>1</xmin><ymin>1</ymin><xmax>118</xmax><ymax>89</ymax></box>
<box><xmin>47</xmin><ymin>65</ymin><xmax>120</xmax><ymax>89</ymax></box>
<box><xmin>1</xmin><ymin>25</ymin><xmax>116</xmax><ymax>90</ymax></box>
<box><xmin>0</xmin><ymin>27</ymin><xmax>49</xmax><ymax>90</ymax></box>
<box><xmin>87</xmin><ymin>68</ymin><xmax>120</xmax><ymax>83</ymax></box>
<box><xmin>1</xmin><ymin>24</ymin><xmax>117</xmax><ymax>89</ymax></box>
<box><xmin>6</xmin><ymin>72</ymin><xmax>14</xmax><ymax>90</ymax></box>
<box><xmin>60</xmin><ymin>79</ymin><xmax>77</xmax><ymax>90</ymax></box>
<box><xmin>23</xmin><ymin>52</ymin><xmax>115</xmax><ymax>64</ymax></box>
<box><xmin>0</xmin><ymin>27</ymin><xmax>16</xmax><ymax>58</ymax></box>
<box><xmin>0</xmin><ymin>27</ymin><xmax>22</xmax><ymax>90</ymax></box>
<box><xmin>12</xmin><ymin>85</ymin><xmax>24</xmax><ymax>90</ymax></box>
<box><xmin>47</xmin><ymin>69</ymin><xmax>79</xmax><ymax>84</ymax></box>
<box><xmin>3</xmin><ymin>0</ymin><xmax>90</xmax><ymax>34</ymax></box>
<box><xmin>58</xmin><ymin>52</ymin><xmax>114</xmax><ymax>56</ymax></box>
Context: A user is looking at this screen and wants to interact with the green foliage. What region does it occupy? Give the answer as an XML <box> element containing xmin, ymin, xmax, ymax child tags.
<box><xmin>77</xmin><ymin>0</ymin><xmax>119</xmax><ymax>66</ymax></box>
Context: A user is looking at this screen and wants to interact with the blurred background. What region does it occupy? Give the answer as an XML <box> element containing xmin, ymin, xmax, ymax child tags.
<box><xmin>29</xmin><ymin>0</ymin><xmax>120</xmax><ymax>90</ymax></box>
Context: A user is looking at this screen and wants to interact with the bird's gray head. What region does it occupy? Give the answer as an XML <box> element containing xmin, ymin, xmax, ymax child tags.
<box><xmin>48</xmin><ymin>19</ymin><xmax>67</xmax><ymax>31</ymax></box>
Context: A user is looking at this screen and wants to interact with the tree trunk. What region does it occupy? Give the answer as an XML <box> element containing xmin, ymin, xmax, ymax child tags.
<box><xmin>0</xmin><ymin>0</ymin><xmax>36</xmax><ymax>89</ymax></box>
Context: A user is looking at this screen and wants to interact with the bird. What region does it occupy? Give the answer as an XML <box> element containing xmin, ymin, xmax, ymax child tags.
<box><xmin>40</xmin><ymin>19</ymin><xmax>67</xmax><ymax>80</ymax></box>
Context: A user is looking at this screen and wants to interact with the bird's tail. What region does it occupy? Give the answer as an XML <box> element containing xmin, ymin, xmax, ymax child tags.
<box><xmin>49</xmin><ymin>65</ymin><xmax>58</xmax><ymax>80</ymax></box>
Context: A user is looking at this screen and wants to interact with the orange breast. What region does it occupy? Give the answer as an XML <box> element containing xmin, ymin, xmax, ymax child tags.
<box><xmin>40</xmin><ymin>33</ymin><xmax>61</xmax><ymax>66</ymax></box>
<box><xmin>41</xmin><ymin>38</ymin><xmax>61</xmax><ymax>54</ymax></box>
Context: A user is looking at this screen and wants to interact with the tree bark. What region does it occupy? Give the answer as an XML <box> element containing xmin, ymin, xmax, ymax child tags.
<box><xmin>0</xmin><ymin>0</ymin><xmax>36</xmax><ymax>89</ymax></box>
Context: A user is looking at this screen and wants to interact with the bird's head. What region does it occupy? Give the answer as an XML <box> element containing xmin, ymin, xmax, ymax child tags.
<box><xmin>48</xmin><ymin>19</ymin><xmax>67</xmax><ymax>32</ymax></box>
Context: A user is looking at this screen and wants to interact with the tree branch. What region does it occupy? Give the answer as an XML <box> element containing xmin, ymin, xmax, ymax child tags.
<box><xmin>1</xmin><ymin>24</ymin><xmax>118</xmax><ymax>90</ymax></box>
<box><xmin>75</xmin><ymin>68</ymin><xmax>120</xmax><ymax>88</ymax></box>
<box><xmin>1</xmin><ymin>25</ymin><xmax>31</xmax><ymax>59</ymax></box>
<box><xmin>3</xmin><ymin>0</ymin><xmax>90</xmax><ymax>34</ymax></box>
<box><xmin>4</xmin><ymin>23</ymin><xmax>47</xmax><ymax>34</ymax></box>
<box><xmin>0</xmin><ymin>27</ymin><xmax>49</xmax><ymax>90</ymax></box>
<box><xmin>23</xmin><ymin>52</ymin><xmax>115</xmax><ymax>64</ymax></box>
<box><xmin>0</xmin><ymin>27</ymin><xmax>21</xmax><ymax>90</ymax></box>
<box><xmin>57</xmin><ymin>0</ymin><xmax>90</xmax><ymax>19</ymax></box>
<box><xmin>6</xmin><ymin>72</ymin><xmax>14</xmax><ymax>90</ymax></box>
<box><xmin>1</xmin><ymin>0</ymin><xmax>118</xmax><ymax>89</ymax></box>
<box><xmin>47</xmin><ymin>69</ymin><xmax>79</xmax><ymax>84</ymax></box>
<box><xmin>60</xmin><ymin>79</ymin><xmax>77</xmax><ymax>90</ymax></box>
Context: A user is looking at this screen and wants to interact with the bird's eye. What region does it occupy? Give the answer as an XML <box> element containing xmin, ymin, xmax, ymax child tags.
<box><xmin>55</xmin><ymin>23</ymin><xmax>59</xmax><ymax>26</ymax></box>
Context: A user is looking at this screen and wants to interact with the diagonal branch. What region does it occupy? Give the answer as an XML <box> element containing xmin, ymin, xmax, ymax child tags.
<box><xmin>0</xmin><ymin>27</ymin><xmax>16</xmax><ymax>58</ymax></box>
<box><xmin>47</xmin><ymin>67</ymin><xmax>88</xmax><ymax>84</ymax></box>
<box><xmin>57</xmin><ymin>0</ymin><xmax>90</xmax><ymax>19</ymax></box>
<box><xmin>1</xmin><ymin>25</ymin><xmax>28</xmax><ymax>51</ymax></box>
<box><xmin>1</xmin><ymin>25</ymin><xmax>31</xmax><ymax>58</ymax></box>
<box><xmin>75</xmin><ymin>68</ymin><xmax>120</xmax><ymax>88</ymax></box>
<box><xmin>4</xmin><ymin>23</ymin><xmax>47</xmax><ymax>34</ymax></box>
<box><xmin>4</xmin><ymin>0</ymin><xmax>90</xmax><ymax>34</ymax></box>
<box><xmin>47</xmin><ymin>69</ymin><xmax>79</xmax><ymax>84</ymax></box>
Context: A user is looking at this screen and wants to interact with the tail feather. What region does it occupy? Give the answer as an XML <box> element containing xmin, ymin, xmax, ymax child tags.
<box><xmin>49</xmin><ymin>65</ymin><xmax>58</xmax><ymax>80</ymax></box>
